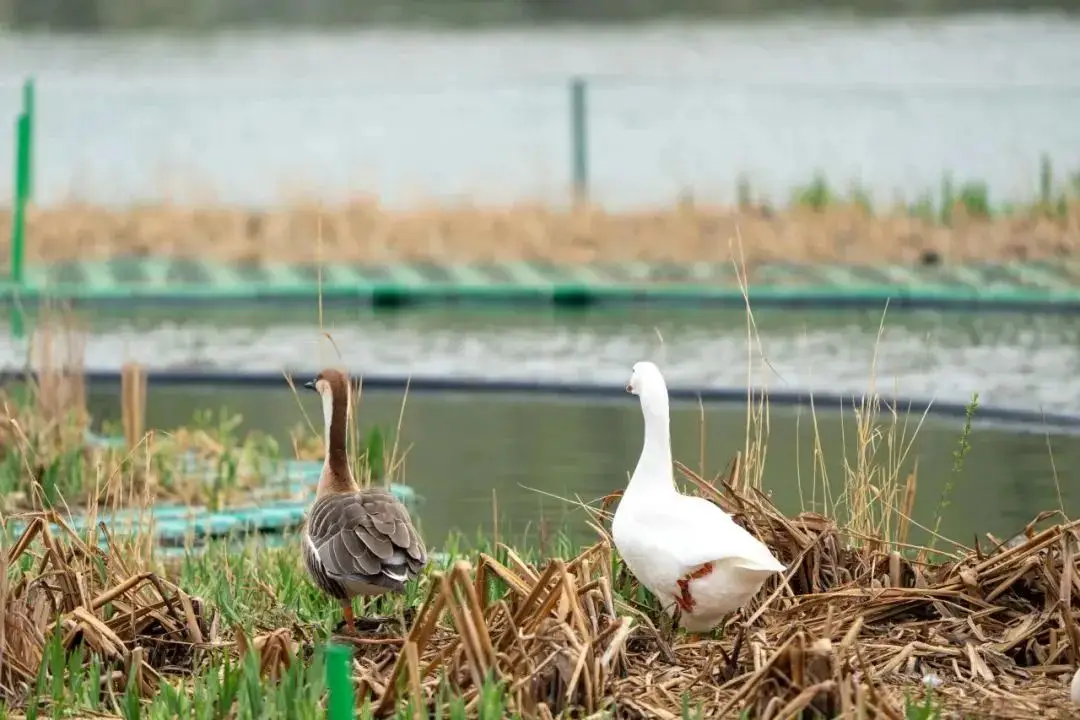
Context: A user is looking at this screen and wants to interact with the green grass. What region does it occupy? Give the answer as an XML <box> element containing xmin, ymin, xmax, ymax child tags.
<box><xmin>779</xmin><ymin>156</ymin><xmax>1080</xmax><ymax>222</ymax></box>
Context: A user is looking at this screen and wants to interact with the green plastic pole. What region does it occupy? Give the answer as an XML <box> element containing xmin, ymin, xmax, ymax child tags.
<box><xmin>21</xmin><ymin>78</ymin><xmax>34</xmax><ymax>201</ymax></box>
<box><xmin>569</xmin><ymin>77</ymin><xmax>589</xmax><ymax>201</ymax></box>
<box><xmin>9</xmin><ymin>304</ymin><xmax>24</xmax><ymax>339</ymax></box>
<box><xmin>325</xmin><ymin>643</ymin><xmax>354</xmax><ymax>719</ymax></box>
<box><xmin>11</xmin><ymin>111</ymin><xmax>29</xmax><ymax>287</ymax></box>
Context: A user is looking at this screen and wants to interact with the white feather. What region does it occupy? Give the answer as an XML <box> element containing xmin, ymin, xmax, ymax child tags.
<box><xmin>321</xmin><ymin>386</ymin><xmax>334</xmax><ymax>458</ymax></box>
<box><xmin>612</xmin><ymin>361</ymin><xmax>785</xmax><ymax>633</ymax></box>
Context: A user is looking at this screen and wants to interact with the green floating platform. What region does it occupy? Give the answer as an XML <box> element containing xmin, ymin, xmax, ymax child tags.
<box><xmin>4</xmin><ymin>431</ymin><xmax>419</xmax><ymax>550</ymax></box>
<box><xmin>1</xmin><ymin>258</ymin><xmax>1079</xmax><ymax>308</ymax></box>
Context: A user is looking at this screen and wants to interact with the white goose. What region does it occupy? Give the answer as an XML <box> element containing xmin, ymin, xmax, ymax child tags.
<box><xmin>612</xmin><ymin>361</ymin><xmax>785</xmax><ymax>635</ymax></box>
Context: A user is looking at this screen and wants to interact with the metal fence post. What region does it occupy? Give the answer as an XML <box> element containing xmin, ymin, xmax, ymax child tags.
<box><xmin>570</xmin><ymin>77</ymin><xmax>589</xmax><ymax>201</ymax></box>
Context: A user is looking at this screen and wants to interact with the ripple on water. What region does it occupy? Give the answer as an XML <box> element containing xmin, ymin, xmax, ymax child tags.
<box><xmin>1</xmin><ymin>308</ymin><xmax>1078</xmax><ymax>413</ymax></box>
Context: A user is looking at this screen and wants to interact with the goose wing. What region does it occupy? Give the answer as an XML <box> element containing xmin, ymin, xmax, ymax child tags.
<box><xmin>640</xmin><ymin>493</ymin><xmax>784</xmax><ymax>574</ymax></box>
<box><xmin>306</xmin><ymin>488</ymin><xmax>427</xmax><ymax>589</ymax></box>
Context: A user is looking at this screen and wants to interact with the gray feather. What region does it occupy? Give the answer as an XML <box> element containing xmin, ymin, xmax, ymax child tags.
<box><xmin>303</xmin><ymin>488</ymin><xmax>428</xmax><ymax>600</ymax></box>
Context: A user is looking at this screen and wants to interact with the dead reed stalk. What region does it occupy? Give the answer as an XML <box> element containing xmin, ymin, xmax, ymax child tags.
<box><xmin>1</xmin><ymin>457</ymin><xmax>1076</xmax><ymax>718</ymax></box>
<box><xmin>121</xmin><ymin>361</ymin><xmax>147</xmax><ymax>452</ymax></box>
<box><xmin>339</xmin><ymin>460</ymin><xmax>1080</xmax><ymax>718</ymax></box>
<box><xmin>0</xmin><ymin>513</ymin><xmax>214</xmax><ymax>709</ymax></box>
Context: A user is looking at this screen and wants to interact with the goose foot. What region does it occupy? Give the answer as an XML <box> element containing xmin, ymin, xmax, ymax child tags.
<box><xmin>715</xmin><ymin>623</ymin><xmax>747</xmax><ymax>681</ymax></box>
<box><xmin>332</xmin><ymin>606</ymin><xmax>417</xmax><ymax>635</ymax></box>
<box><xmin>335</xmin><ymin>602</ymin><xmax>357</xmax><ymax>636</ymax></box>
<box><xmin>667</xmin><ymin>605</ymin><xmax>683</xmax><ymax>643</ymax></box>
<box><xmin>652</xmin><ymin>624</ymin><xmax>677</xmax><ymax>664</ymax></box>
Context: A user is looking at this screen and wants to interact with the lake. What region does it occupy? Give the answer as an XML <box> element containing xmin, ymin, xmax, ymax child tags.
<box><xmin>2</xmin><ymin>14</ymin><xmax>1080</xmax><ymax>209</ymax></box>
<box><xmin>4</xmin><ymin>301</ymin><xmax>1071</xmax><ymax>550</ymax></box>
<box><xmin>4</xmin><ymin>304</ymin><xmax>1080</xmax><ymax>411</ymax></box>
<box><xmin>83</xmin><ymin>381</ymin><xmax>1077</xmax><ymax>551</ymax></box>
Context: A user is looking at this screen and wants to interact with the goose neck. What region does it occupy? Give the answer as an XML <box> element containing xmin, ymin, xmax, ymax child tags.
<box><xmin>317</xmin><ymin>386</ymin><xmax>354</xmax><ymax>496</ymax></box>
<box><xmin>627</xmin><ymin>408</ymin><xmax>674</xmax><ymax>497</ymax></box>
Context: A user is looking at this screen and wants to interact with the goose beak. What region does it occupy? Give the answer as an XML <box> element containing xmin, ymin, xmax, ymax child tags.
<box><xmin>303</xmin><ymin>380</ymin><xmax>317</xmax><ymax>392</ymax></box>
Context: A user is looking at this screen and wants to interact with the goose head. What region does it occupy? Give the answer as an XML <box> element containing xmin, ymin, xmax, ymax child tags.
<box><xmin>626</xmin><ymin>361</ymin><xmax>670</xmax><ymax>420</ymax></box>
<box><xmin>304</xmin><ymin>368</ymin><xmax>351</xmax><ymax>433</ymax></box>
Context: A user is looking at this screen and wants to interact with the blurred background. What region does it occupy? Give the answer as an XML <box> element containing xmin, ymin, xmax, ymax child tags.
<box><xmin>1</xmin><ymin>1</ymin><xmax>1079</xmax><ymax>550</ymax></box>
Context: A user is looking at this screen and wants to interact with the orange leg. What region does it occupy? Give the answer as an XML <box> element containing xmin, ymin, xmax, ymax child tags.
<box><xmin>340</xmin><ymin>601</ymin><xmax>357</xmax><ymax>635</ymax></box>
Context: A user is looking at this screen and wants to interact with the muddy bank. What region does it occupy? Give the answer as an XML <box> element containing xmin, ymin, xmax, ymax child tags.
<box><xmin>3</xmin><ymin>200</ymin><xmax>1079</xmax><ymax>266</ymax></box>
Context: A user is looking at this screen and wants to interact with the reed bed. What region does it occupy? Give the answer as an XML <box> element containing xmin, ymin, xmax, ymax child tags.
<box><xmin>0</xmin><ymin>312</ymin><xmax>303</xmax><ymax>514</ymax></box>
<box><xmin>0</xmin><ymin>514</ymin><xmax>213</xmax><ymax>703</ymax></box>
<box><xmin>333</xmin><ymin>459</ymin><xmax>1080</xmax><ymax>718</ymax></box>
<box><xmin>3</xmin><ymin>194</ymin><xmax>1080</xmax><ymax>266</ymax></box>
<box><xmin>0</xmin><ymin>375</ymin><xmax>286</xmax><ymax>514</ymax></box>
<box><xmin>2</xmin><ymin>451</ymin><xmax>1077</xmax><ymax>718</ymax></box>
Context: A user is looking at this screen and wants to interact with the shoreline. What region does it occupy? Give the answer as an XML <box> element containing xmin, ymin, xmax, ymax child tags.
<box><xmin>3</xmin><ymin>200</ymin><xmax>1080</xmax><ymax>266</ymax></box>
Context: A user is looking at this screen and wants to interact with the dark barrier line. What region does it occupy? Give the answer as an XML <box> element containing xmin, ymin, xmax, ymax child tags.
<box><xmin>5</xmin><ymin>291</ymin><xmax>1080</xmax><ymax>314</ymax></box>
<box><xmin>2</xmin><ymin>368</ymin><xmax>1077</xmax><ymax>434</ymax></box>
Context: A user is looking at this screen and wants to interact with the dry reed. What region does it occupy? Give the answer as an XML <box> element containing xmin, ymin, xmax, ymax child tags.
<box><xmin>0</xmin><ymin>513</ymin><xmax>214</xmax><ymax>704</ymax></box>
<box><xmin>318</xmin><ymin>454</ymin><xmax>1076</xmax><ymax>718</ymax></box>
<box><xmin>4</xmin><ymin>454</ymin><xmax>1075</xmax><ymax>717</ymax></box>
<box><xmin>3</xmin><ymin>199</ymin><xmax>1080</xmax><ymax>266</ymax></box>
<box><xmin>0</xmin><ymin>318</ymin><xmax>287</xmax><ymax>513</ymax></box>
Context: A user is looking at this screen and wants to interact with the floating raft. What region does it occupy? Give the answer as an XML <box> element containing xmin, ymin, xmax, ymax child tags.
<box><xmin>3</xmin><ymin>431</ymin><xmax>419</xmax><ymax>549</ymax></box>
<box><xmin>1</xmin><ymin>258</ymin><xmax>1080</xmax><ymax>311</ymax></box>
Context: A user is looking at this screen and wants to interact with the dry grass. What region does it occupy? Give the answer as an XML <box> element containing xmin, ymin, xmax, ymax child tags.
<box><xmin>0</xmin><ymin>313</ymin><xmax>296</xmax><ymax>514</ymax></box>
<box><xmin>0</xmin><ymin>514</ymin><xmax>213</xmax><ymax>703</ymax></box>
<box><xmin>3</xmin><ymin>199</ymin><xmax>1080</xmax><ymax>266</ymax></box>
<box><xmin>0</xmin><ymin>306</ymin><xmax>88</xmax><ymax>461</ymax></box>
<box><xmin>325</xmin><ymin>453</ymin><xmax>1079</xmax><ymax>718</ymax></box>
<box><xmin>2</xmin><ymin>461</ymin><xmax>1077</xmax><ymax>718</ymax></box>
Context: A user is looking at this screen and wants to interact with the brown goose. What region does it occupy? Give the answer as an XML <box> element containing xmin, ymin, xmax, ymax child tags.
<box><xmin>300</xmin><ymin>368</ymin><xmax>427</xmax><ymax>635</ymax></box>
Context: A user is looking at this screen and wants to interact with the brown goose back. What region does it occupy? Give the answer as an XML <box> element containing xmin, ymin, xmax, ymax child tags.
<box><xmin>304</xmin><ymin>487</ymin><xmax>427</xmax><ymax>597</ymax></box>
<box><xmin>303</xmin><ymin>367</ymin><xmax>428</xmax><ymax>598</ymax></box>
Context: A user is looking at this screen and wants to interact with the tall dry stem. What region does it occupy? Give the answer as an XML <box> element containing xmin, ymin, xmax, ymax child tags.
<box><xmin>27</xmin><ymin>305</ymin><xmax>89</xmax><ymax>453</ymax></box>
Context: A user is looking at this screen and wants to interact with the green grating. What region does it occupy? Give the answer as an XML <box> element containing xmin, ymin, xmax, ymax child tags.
<box><xmin>2</xmin><ymin>259</ymin><xmax>1079</xmax><ymax>308</ymax></box>
<box><xmin>1</xmin><ymin>431</ymin><xmax>420</xmax><ymax>549</ymax></box>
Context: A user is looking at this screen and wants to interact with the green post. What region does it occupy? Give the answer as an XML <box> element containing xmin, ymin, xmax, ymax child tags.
<box><xmin>21</xmin><ymin>78</ymin><xmax>34</xmax><ymax>201</ymax></box>
<box><xmin>325</xmin><ymin>643</ymin><xmax>354</xmax><ymax>719</ymax></box>
<box><xmin>11</xmin><ymin>111</ymin><xmax>30</xmax><ymax>287</ymax></box>
<box><xmin>9</xmin><ymin>305</ymin><xmax>24</xmax><ymax>339</ymax></box>
<box><xmin>569</xmin><ymin>77</ymin><xmax>589</xmax><ymax>201</ymax></box>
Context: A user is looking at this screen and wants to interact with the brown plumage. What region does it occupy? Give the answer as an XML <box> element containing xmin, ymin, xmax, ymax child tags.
<box><xmin>300</xmin><ymin>368</ymin><xmax>427</xmax><ymax>634</ymax></box>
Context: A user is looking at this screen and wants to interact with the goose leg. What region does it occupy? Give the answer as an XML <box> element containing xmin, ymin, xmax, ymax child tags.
<box><xmin>668</xmin><ymin>605</ymin><xmax>682</xmax><ymax>643</ymax></box>
<box><xmin>715</xmin><ymin>621</ymin><xmax>746</xmax><ymax>680</ymax></box>
<box><xmin>340</xmin><ymin>601</ymin><xmax>357</xmax><ymax>636</ymax></box>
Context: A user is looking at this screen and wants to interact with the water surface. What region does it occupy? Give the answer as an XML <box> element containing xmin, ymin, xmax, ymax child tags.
<box><xmin>2</xmin><ymin>15</ymin><xmax>1079</xmax><ymax>208</ymax></box>
<box><xmin>4</xmin><ymin>305</ymin><xmax>1080</xmax><ymax>412</ymax></box>
<box><xmin>84</xmin><ymin>384</ymin><xmax>1079</xmax><ymax>551</ymax></box>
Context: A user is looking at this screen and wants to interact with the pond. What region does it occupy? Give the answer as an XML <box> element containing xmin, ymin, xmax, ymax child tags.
<box><xmin>2</xmin><ymin>301</ymin><xmax>1075</xmax><ymax>550</ymax></box>
<box><xmin>3</xmin><ymin>14</ymin><xmax>1080</xmax><ymax>207</ymax></box>
<box><xmin>84</xmin><ymin>382</ymin><xmax>1078</xmax><ymax>551</ymax></box>
<box><xmin>4</xmin><ymin>304</ymin><xmax>1080</xmax><ymax>411</ymax></box>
